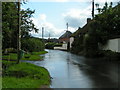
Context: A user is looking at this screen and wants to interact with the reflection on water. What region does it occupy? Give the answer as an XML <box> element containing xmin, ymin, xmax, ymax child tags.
<box><xmin>25</xmin><ymin>49</ymin><xmax>119</xmax><ymax>88</ymax></box>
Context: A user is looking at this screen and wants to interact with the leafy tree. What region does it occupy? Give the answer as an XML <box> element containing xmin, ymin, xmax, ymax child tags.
<box><xmin>95</xmin><ymin>2</ymin><xmax>120</xmax><ymax>37</ymax></box>
<box><xmin>2</xmin><ymin>2</ymin><xmax>39</xmax><ymax>51</ymax></box>
<box><xmin>21</xmin><ymin>8</ymin><xmax>38</xmax><ymax>38</ymax></box>
<box><xmin>2</xmin><ymin>2</ymin><xmax>18</xmax><ymax>50</ymax></box>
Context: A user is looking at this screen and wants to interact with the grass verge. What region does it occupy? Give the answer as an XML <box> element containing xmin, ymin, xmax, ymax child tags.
<box><xmin>2</xmin><ymin>51</ymin><xmax>48</xmax><ymax>61</ymax></box>
<box><xmin>2</xmin><ymin>60</ymin><xmax>51</xmax><ymax>88</ymax></box>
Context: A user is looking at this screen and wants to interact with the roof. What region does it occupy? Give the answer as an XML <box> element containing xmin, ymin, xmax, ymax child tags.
<box><xmin>70</xmin><ymin>27</ymin><xmax>82</xmax><ymax>37</ymax></box>
<box><xmin>59</xmin><ymin>31</ymin><xmax>72</xmax><ymax>39</ymax></box>
<box><xmin>80</xmin><ymin>20</ymin><xmax>95</xmax><ymax>34</ymax></box>
<box><xmin>70</xmin><ymin>20</ymin><xmax>94</xmax><ymax>37</ymax></box>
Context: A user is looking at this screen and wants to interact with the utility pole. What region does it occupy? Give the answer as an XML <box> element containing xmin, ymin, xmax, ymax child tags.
<box><xmin>92</xmin><ymin>0</ymin><xmax>94</xmax><ymax>19</ymax></box>
<box><xmin>17</xmin><ymin>0</ymin><xmax>21</xmax><ymax>64</ymax></box>
<box><xmin>42</xmin><ymin>27</ymin><xmax>44</xmax><ymax>41</ymax></box>
<box><xmin>49</xmin><ymin>33</ymin><xmax>50</xmax><ymax>39</ymax></box>
<box><xmin>66</xmin><ymin>23</ymin><xmax>69</xmax><ymax>50</ymax></box>
<box><xmin>66</xmin><ymin>22</ymin><xmax>68</xmax><ymax>31</ymax></box>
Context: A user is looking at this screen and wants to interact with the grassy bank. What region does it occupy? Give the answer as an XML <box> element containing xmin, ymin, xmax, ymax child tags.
<box><xmin>2</xmin><ymin>51</ymin><xmax>48</xmax><ymax>61</ymax></box>
<box><xmin>2</xmin><ymin>60</ymin><xmax>51</xmax><ymax>88</ymax></box>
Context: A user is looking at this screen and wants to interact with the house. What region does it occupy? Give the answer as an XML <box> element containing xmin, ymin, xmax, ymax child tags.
<box><xmin>54</xmin><ymin>31</ymin><xmax>72</xmax><ymax>50</ymax></box>
<box><xmin>59</xmin><ymin>31</ymin><xmax>72</xmax><ymax>43</ymax></box>
<box><xmin>70</xmin><ymin>18</ymin><xmax>92</xmax><ymax>49</ymax></box>
<box><xmin>70</xmin><ymin>17</ymin><xmax>120</xmax><ymax>53</ymax></box>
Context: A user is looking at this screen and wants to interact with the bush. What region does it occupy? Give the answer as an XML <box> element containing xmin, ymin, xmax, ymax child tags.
<box><xmin>45</xmin><ymin>42</ymin><xmax>55</xmax><ymax>49</ymax></box>
<box><xmin>54</xmin><ymin>43</ymin><xmax>63</xmax><ymax>47</ymax></box>
<box><xmin>21</xmin><ymin>37</ymin><xmax>45</xmax><ymax>52</ymax></box>
<box><xmin>3</xmin><ymin>48</ymin><xmax>17</xmax><ymax>55</ymax></box>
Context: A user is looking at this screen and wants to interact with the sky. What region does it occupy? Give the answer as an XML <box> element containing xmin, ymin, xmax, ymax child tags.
<box><xmin>21</xmin><ymin>0</ymin><xmax>119</xmax><ymax>39</ymax></box>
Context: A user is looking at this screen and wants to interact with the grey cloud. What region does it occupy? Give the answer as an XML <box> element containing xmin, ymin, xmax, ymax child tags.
<box><xmin>64</xmin><ymin>15</ymin><xmax>87</xmax><ymax>28</ymax></box>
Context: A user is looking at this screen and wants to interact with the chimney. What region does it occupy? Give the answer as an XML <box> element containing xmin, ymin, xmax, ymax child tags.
<box><xmin>87</xmin><ymin>18</ymin><xmax>91</xmax><ymax>23</ymax></box>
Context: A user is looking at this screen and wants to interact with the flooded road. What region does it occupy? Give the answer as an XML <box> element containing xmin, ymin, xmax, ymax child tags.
<box><xmin>25</xmin><ymin>49</ymin><xmax>119</xmax><ymax>88</ymax></box>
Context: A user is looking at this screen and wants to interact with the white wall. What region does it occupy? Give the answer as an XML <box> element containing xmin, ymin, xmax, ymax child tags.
<box><xmin>118</xmin><ymin>39</ymin><xmax>120</xmax><ymax>52</ymax></box>
<box><xmin>54</xmin><ymin>43</ymin><xmax>67</xmax><ymax>50</ymax></box>
<box><xmin>70</xmin><ymin>37</ymin><xmax>74</xmax><ymax>49</ymax></box>
<box><xmin>102</xmin><ymin>38</ymin><xmax>120</xmax><ymax>52</ymax></box>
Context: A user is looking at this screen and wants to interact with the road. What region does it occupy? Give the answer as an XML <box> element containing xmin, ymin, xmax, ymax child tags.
<box><xmin>26</xmin><ymin>49</ymin><xmax>119</xmax><ymax>88</ymax></box>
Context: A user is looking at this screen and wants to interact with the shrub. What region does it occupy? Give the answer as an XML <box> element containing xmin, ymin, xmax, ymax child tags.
<box><xmin>21</xmin><ymin>37</ymin><xmax>45</xmax><ymax>52</ymax></box>
<box><xmin>45</xmin><ymin>42</ymin><xmax>55</xmax><ymax>49</ymax></box>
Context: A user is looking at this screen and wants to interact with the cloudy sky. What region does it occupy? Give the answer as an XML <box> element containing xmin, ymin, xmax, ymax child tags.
<box><xmin>22</xmin><ymin>0</ymin><xmax>119</xmax><ymax>39</ymax></box>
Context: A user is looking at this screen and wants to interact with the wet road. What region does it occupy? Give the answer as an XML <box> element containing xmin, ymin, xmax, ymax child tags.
<box><xmin>25</xmin><ymin>49</ymin><xmax>119</xmax><ymax>88</ymax></box>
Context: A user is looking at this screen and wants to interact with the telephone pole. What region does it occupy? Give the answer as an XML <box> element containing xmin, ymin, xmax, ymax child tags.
<box><xmin>92</xmin><ymin>0</ymin><xmax>94</xmax><ymax>19</ymax></box>
<box><xmin>66</xmin><ymin>23</ymin><xmax>69</xmax><ymax>50</ymax></box>
<box><xmin>42</xmin><ymin>27</ymin><xmax>44</xmax><ymax>41</ymax></box>
<box><xmin>49</xmin><ymin>33</ymin><xmax>50</xmax><ymax>39</ymax></box>
<box><xmin>17</xmin><ymin>0</ymin><xmax>21</xmax><ymax>64</ymax></box>
<box><xmin>66</xmin><ymin>22</ymin><xmax>68</xmax><ymax>31</ymax></box>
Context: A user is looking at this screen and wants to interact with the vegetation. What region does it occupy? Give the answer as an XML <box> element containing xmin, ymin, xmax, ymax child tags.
<box><xmin>21</xmin><ymin>37</ymin><xmax>45</xmax><ymax>52</ymax></box>
<box><xmin>2</xmin><ymin>2</ymin><xmax>50</xmax><ymax>88</ymax></box>
<box><xmin>2</xmin><ymin>2</ymin><xmax>46</xmax><ymax>60</ymax></box>
<box><xmin>2</xmin><ymin>2</ymin><xmax>38</xmax><ymax>51</ymax></box>
<box><xmin>45</xmin><ymin>42</ymin><xmax>62</xmax><ymax>49</ymax></box>
<box><xmin>71</xmin><ymin>28</ymin><xmax>84</xmax><ymax>54</ymax></box>
<box><xmin>2</xmin><ymin>61</ymin><xmax>51</xmax><ymax>88</ymax></box>
<box><xmin>2</xmin><ymin>51</ymin><xmax>48</xmax><ymax>61</ymax></box>
<box><xmin>71</xmin><ymin>2</ymin><xmax>120</xmax><ymax>58</ymax></box>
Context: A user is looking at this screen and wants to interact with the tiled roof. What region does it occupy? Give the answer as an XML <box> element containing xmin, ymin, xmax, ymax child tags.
<box><xmin>59</xmin><ymin>31</ymin><xmax>72</xmax><ymax>39</ymax></box>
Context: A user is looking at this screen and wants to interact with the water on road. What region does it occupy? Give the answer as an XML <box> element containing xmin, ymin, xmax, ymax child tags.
<box><xmin>25</xmin><ymin>49</ymin><xmax>119</xmax><ymax>88</ymax></box>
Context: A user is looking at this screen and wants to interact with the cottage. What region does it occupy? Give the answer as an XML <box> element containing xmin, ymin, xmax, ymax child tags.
<box><xmin>54</xmin><ymin>31</ymin><xmax>72</xmax><ymax>50</ymax></box>
<box><xmin>59</xmin><ymin>31</ymin><xmax>72</xmax><ymax>43</ymax></box>
<box><xmin>70</xmin><ymin>18</ymin><xmax>92</xmax><ymax>49</ymax></box>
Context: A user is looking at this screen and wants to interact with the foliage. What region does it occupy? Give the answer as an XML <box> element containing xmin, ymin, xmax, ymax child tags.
<box><xmin>2</xmin><ymin>51</ymin><xmax>48</xmax><ymax>61</ymax></box>
<box><xmin>54</xmin><ymin>43</ymin><xmax>63</xmax><ymax>47</ymax></box>
<box><xmin>95</xmin><ymin>2</ymin><xmax>120</xmax><ymax>37</ymax></box>
<box><xmin>21</xmin><ymin>8</ymin><xmax>38</xmax><ymax>38</ymax></box>
<box><xmin>71</xmin><ymin>36</ymin><xmax>84</xmax><ymax>54</ymax></box>
<box><xmin>45</xmin><ymin>42</ymin><xmax>63</xmax><ymax>49</ymax></box>
<box><xmin>2</xmin><ymin>61</ymin><xmax>51</xmax><ymax>88</ymax></box>
<box><xmin>31</xmin><ymin>51</ymin><xmax>48</xmax><ymax>55</ymax></box>
<box><xmin>2</xmin><ymin>2</ymin><xmax>18</xmax><ymax>50</ymax></box>
<box><xmin>71</xmin><ymin>2</ymin><xmax>120</xmax><ymax>58</ymax></box>
<box><xmin>45</xmin><ymin>42</ymin><xmax>56</xmax><ymax>49</ymax></box>
<box><xmin>2</xmin><ymin>2</ymin><xmax>39</xmax><ymax>50</ymax></box>
<box><xmin>21</xmin><ymin>37</ymin><xmax>45</xmax><ymax>52</ymax></box>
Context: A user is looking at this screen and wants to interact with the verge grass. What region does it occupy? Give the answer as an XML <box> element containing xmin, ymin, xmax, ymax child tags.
<box><xmin>2</xmin><ymin>51</ymin><xmax>48</xmax><ymax>61</ymax></box>
<box><xmin>2</xmin><ymin>61</ymin><xmax>51</xmax><ymax>88</ymax></box>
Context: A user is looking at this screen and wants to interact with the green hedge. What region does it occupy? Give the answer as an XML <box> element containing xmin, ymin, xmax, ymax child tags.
<box><xmin>22</xmin><ymin>37</ymin><xmax>45</xmax><ymax>52</ymax></box>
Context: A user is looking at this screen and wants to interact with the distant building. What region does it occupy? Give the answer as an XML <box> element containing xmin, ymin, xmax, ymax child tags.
<box><xmin>59</xmin><ymin>31</ymin><xmax>72</xmax><ymax>43</ymax></box>
<box><xmin>47</xmin><ymin>38</ymin><xmax>59</xmax><ymax>43</ymax></box>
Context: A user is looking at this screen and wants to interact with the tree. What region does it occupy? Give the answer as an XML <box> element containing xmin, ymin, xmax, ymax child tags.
<box><xmin>21</xmin><ymin>8</ymin><xmax>38</xmax><ymax>38</ymax></box>
<box><xmin>95</xmin><ymin>2</ymin><xmax>120</xmax><ymax>37</ymax></box>
<box><xmin>2</xmin><ymin>2</ymin><xmax>39</xmax><ymax>50</ymax></box>
<box><xmin>2</xmin><ymin>2</ymin><xmax>18</xmax><ymax>50</ymax></box>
